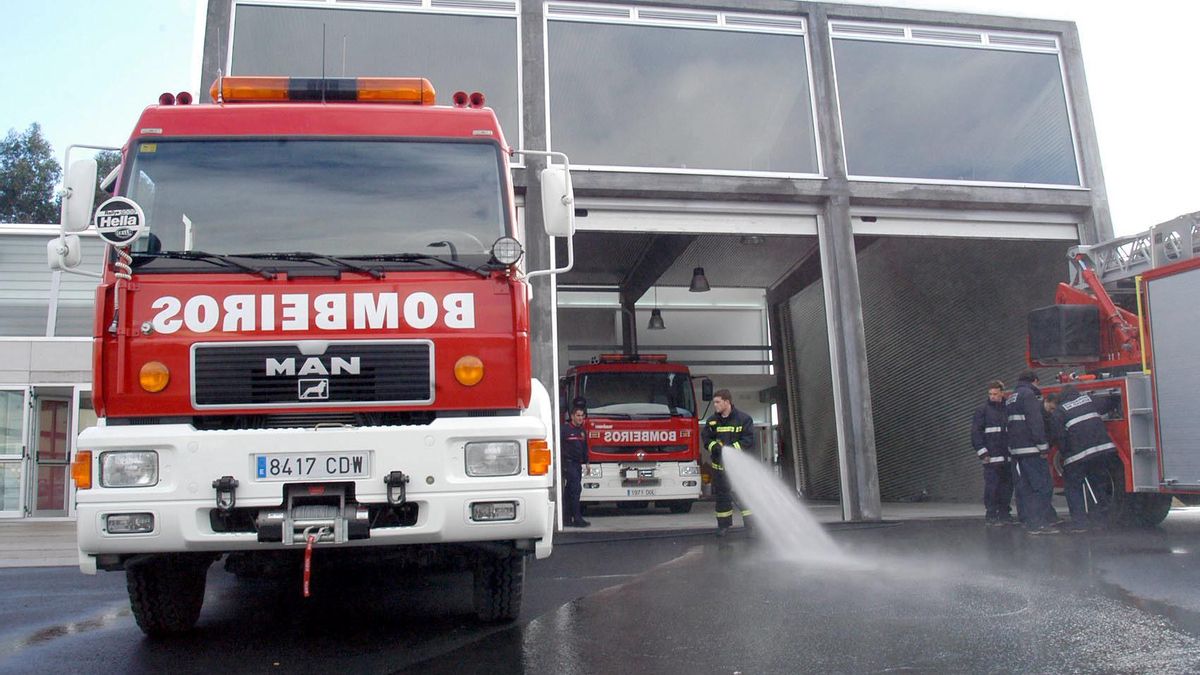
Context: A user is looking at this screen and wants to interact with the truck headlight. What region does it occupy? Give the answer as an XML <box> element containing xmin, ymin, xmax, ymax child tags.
<box><xmin>585</xmin><ymin>465</ymin><xmax>603</xmax><ymax>478</ymax></box>
<box><xmin>465</xmin><ymin>441</ymin><xmax>520</xmax><ymax>476</ymax></box>
<box><xmin>678</xmin><ymin>464</ymin><xmax>700</xmax><ymax>476</ymax></box>
<box><xmin>100</xmin><ymin>451</ymin><xmax>159</xmax><ymax>487</ymax></box>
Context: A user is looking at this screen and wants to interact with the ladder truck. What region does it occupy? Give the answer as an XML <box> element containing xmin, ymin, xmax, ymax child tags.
<box><xmin>1027</xmin><ymin>212</ymin><xmax>1199</xmax><ymax>526</ymax></box>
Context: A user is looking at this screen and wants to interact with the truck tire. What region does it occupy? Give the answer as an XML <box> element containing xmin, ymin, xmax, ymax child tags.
<box><xmin>1105</xmin><ymin>459</ymin><xmax>1172</xmax><ymax>528</ymax></box>
<box><xmin>473</xmin><ymin>551</ymin><xmax>524</xmax><ymax>622</ymax></box>
<box><xmin>667</xmin><ymin>500</ymin><xmax>694</xmax><ymax>514</ymax></box>
<box><xmin>1129</xmin><ymin>493</ymin><xmax>1173</xmax><ymax>527</ymax></box>
<box><xmin>126</xmin><ymin>555</ymin><xmax>210</xmax><ymax>637</ymax></box>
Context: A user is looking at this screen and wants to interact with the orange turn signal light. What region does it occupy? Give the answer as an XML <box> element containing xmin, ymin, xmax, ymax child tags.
<box><xmin>528</xmin><ymin>439</ymin><xmax>551</xmax><ymax>476</ymax></box>
<box><xmin>139</xmin><ymin>361</ymin><xmax>170</xmax><ymax>393</ymax></box>
<box><xmin>72</xmin><ymin>450</ymin><xmax>92</xmax><ymax>490</ymax></box>
<box><xmin>454</xmin><ymin>355</ymin><xmax>484</xmax><ymax>386</ymax></box>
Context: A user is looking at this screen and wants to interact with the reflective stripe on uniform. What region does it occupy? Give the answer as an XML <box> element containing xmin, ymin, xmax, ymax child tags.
<box><xmin>715</xmin><ymin>425</ymin><xmax>742</xmax><ymax>433</ymax></box>
<box><xmin>976</xmin><ymin>448</ymin><xmax>988</xmax><ymax>457</ymax></box>
<box><xmin>711</xmin><ymin>462</ymin><xmax>723</xmax><ymax>470</ymax></box>
<box><xmin>715</xmin><ymin>509</ymin><xmax>734</xmax><ymax>517</ymax></box>
<box><xmin>1065</xmin><ymin>412</ymin><xmax>1101</xmax><ymax>428</ymax></box>
<box><xmin>1008</xmin><ymin>414</ymin><xmax>1026</xmax><ymax>422</ymax></box>
<box><xmin>984</xmin><ymin>426</ymin><xmax>1003</xmax><ymax>433</ymax></box>
<box><xmin>1062</xmin><ymin>442</ymin><xmax>1116</xmax><ymax>465</ymax></box>
<box><xmin>1010</xmin><ymin>446</ymin><xmax>1040</xmax><ymax>455</ymax></box>
<box><xmin>740</xmin><ymin>509</ymin><xmax>752</xmax><ymax>516</ymax></box>
<box><xmin>732</xmin><ymin>442</ymin><xmax>742</xmax><ymax>449</ymax></box>
<box><xmin>985</xmin><ymin>456</ymin><xmax>1009</xmax><ymax>464</ymax></box>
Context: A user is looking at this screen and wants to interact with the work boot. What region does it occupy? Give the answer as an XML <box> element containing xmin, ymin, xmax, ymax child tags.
<box><xmin>715</xmin><ymin>526</ymin><xmax>728</xmax><ymax>538</ymax></box>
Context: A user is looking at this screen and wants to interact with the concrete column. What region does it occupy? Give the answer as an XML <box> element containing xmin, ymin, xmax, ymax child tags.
<box><xmin>519</xmin><ymin>1</ymin><xmax>556</xmax><ymax>397</ymax></box>
<box><xmin>808</xmin><ymin>8</ymin><xmax>881</xmax><ymax>521</ymax></box>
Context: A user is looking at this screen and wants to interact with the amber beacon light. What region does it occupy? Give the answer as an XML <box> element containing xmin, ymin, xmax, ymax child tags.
<box><xmin>210</xmin><ymin>76</ymin><xmax>436</xmax><ymax>105</ymax></box>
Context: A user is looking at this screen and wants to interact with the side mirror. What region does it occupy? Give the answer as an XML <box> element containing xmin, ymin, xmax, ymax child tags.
<box><xmin>701</xmin><ymin>378</ymin><xmax>714</xmax><ymax>402</ymax></box>
<box><xmin>540</xmin><ymin>164</ymin><xmax>575</xmax><ymax>238</ymax></box>
<box><xmin>47</xmin><ymin>235</ymin><xmax>82</xmax><ymax>271</ymax></box>
<box><xmin>60</xmin><ymin>158</ymin><xmax>98</xmax><ymax>233</ymax></box>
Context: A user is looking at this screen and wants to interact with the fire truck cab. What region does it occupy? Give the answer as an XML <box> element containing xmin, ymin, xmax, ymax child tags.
<box><xmin>559</xmin><ymin>354</ymin><xmax>704</xmax><ymax>513</ymax></box>
<box><xmin>48</xmin><ymin>76</ymin><xmax>576</xmax><ymax>636</ymax></box>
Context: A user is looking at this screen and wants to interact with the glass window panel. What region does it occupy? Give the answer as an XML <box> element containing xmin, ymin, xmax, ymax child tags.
<box><xmin>0</xmin><ymin>392</ymin><xmax>23</xmax><ymax>456</ymax></box>
<box><xmin>833</xmin><ymin>39</ymin><xmax>1079</xmax><ymax>185</ymax></box>
<box><xmin>38</xmin><ymin>400</ymin><xmax>69</xmax><ymax>462</ymax></box>
<box><xmin>231</xmin><ymin>4</ymin><xmax>520</xmax><ymax>140</ymax></box>
<box><xmin>36</xmin><ymin>465</ymin><xmax>67</xmax><ymax>512</ymax></box>
<box><xmin>0</xmin><ymin>463</ymin><xmax>20</xmax><ymax>512</ymax></box>
<box><xmin>548</xmin><ymin>21</ymin><xmax>818</xmax><ymax>173</ymax></box>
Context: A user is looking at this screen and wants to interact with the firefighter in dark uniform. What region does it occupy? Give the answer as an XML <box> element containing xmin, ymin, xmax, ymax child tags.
<box><xmin>971</xmin><ymin>379</ymin><xmax>1013</xmax><ymax>525</ymax></box>
<box><xmin>701</xmin><ymin>389</ymin><xmax>755</xmax><ymax>536</ymax></box>
<box><xmin>560</xmin><ymin>399</ymin><xmax>590</xmax><ymax>527</ymax></box>
<box><xmin>1048</xmin><ymin>385</ymin><xmax>1119</xmax><ymax>532</ymax></box>
<box><xmin>1006</xmin><ymin>371</ymin><xmax>1061</xmax><ymax>534</ymax></box>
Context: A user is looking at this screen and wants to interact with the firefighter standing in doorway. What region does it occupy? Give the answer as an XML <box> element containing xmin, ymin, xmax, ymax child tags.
<box><xmin>971</xmin><ymin>379</ymin><xmax>1014</xmax><ymax>525</ymax></box>
<box><xmin>561</xmin><ymin>399</ymin><xmax>591</xmax><ymax>528</ymax></box>
<box><xmin>702</xmin><ymin>389</ymin><xmax>755</xmax><ymax>536</ymax></box>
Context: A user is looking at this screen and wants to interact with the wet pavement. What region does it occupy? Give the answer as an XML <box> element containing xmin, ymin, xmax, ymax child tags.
<box><xmin>6</xmin><ymin>513</ymin><xmax>1200</xmax><ymax>673</ymax></box>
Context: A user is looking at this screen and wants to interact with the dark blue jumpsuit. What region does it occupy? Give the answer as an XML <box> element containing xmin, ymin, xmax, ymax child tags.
<box><xmin>971</xmin><ymin>398</ymin><xmax>1013</xmax><ymax>522</ymax></box>
<box><xmin>1006</xmin><ymin>380</ymin><xmax>1059</xmax><ymax>530</ymax></box>
<box><xmin>1050</xmin><ymin>388</ymin><xmax>1118</xmax><ymax>528</ymax></box>
<box><xmin>560</xmin><ymin>420</ymin><xmax>588</xmax><ymax>526</ymax></box>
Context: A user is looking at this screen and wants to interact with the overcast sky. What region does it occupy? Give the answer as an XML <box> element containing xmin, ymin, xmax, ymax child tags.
<box><xmin>1</xmin><ymin>0</ymin><xmax>1194</xmax><ymax>235</ymax></box>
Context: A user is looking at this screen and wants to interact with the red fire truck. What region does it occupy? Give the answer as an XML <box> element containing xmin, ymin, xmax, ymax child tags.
<box><xmin>1027</xmin><ymin>213</ymin><xmax>1199</xmax><ymax>526</ymax></box>
<box><xmin>559</xmin><ymin>354</ymin><xmax>704</xmax><ymax>513</ymax></box>
<box><xmin>47</xmin><ymin>76</ymin><xmax>576</xmax><ymax>635</ymax></box>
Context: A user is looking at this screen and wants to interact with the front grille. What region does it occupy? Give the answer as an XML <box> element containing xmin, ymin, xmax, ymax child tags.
<box><xmin>193</xmin><ymin>341</ymin><xmax>431</xmax><ymax>408</ymax></box>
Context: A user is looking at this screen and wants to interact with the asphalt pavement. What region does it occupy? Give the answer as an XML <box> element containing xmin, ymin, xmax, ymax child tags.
<box><xmin>5</xmin><ymin>505</ymin><xmax>1200</xmax><ymax>673</ymax></box>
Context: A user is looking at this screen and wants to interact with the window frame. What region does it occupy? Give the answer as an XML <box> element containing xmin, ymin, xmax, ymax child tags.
<box><xmin>543</xmin><ymin>1</ymin><xmax>824</xmax><ymax>179</ymax></box>
<box><xmin>828</xmin><ymin>19</ymin><xmax>1086</xmax><ymax>189</ymax></box>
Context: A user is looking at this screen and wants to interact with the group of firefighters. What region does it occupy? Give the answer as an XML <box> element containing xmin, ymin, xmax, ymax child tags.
<box><xmin>559</xmin><ymin>388</ymin><xmax>756</xmax><ymax>535</ymax></box>
<box><xmin>971</xmin><ymin>370</ymin><xmax>1119</xmax><ymax>534</ymax></box>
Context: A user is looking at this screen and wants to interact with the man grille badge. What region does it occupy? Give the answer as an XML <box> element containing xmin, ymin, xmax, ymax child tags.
<box><xmin>299</xmin><ymin>379</ymin><xmax>330</xmax><ymax>400</ymax></box>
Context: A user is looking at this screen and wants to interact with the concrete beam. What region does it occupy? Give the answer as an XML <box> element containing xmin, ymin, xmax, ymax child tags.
<box><xmin>620</xmin><ymin>234</ymin><xmax>697</xmax><ymax>303</ymax></box>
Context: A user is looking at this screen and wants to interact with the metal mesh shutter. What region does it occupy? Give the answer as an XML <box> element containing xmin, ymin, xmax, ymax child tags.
<box><xmin>788</xmin><ymin>236</ymin><xmax>1068</xmax><ymax>502</ymax></box>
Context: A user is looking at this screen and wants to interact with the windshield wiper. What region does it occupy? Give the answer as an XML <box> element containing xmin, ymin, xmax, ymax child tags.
<box><xmin>134</xmin><ymin>250</ymin><xmax>276</xmax><ymax>279</ymax></box>
<box><xmin>342</xmin><ymin>253</ymin><xmax>489</xmax><ymax>278</ymax></box>
<box><xmin>235</xmin><ymin>252</ymin><xmax>384</xmax><ymax>279</ymax></box>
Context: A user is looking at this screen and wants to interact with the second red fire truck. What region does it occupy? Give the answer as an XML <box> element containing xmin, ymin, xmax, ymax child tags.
<box><xmin>560</xmin><ymin>354</ymin><xmax>705</xmax><ymax>513</ymax></box>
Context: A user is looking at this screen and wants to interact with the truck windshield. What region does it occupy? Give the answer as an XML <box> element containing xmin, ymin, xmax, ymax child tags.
<box><xmin>124</xmin><ymin>138</ymin><xmax>507</xmax><ymax>259</ymax></box>
<box><xmin>579</xmin><ymin>372</ymin><xmax>696</xmax><ymax>418</ymax></box>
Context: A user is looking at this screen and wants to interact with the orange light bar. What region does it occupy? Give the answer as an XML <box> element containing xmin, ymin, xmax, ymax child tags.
<box><xmin>357</xmin><ymin>77</ymin><xmax>437</xmax><ymax>105</ymax></box>
<box><xmin>209</xmin><ymin>76</ymin><xmax>436</xmax><ymax>105</ymax></box>
<box><xmin>209</xmin><ymin>76</ymin><xmax>290</xmax><ymax>102</ymax></box>
<box><xmin>528</xmin><ymin>439</ymin><xmax>551</xmax><ymax>476</ymax></box>
<box><xmin>72</xmin><ymin>450</ymin><xmax>93</xmax><ymax>490</ymax></box>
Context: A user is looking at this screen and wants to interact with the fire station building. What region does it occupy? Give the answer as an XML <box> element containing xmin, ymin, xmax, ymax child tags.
<box><xmin>0</xmin><ymin>0</ymin><xmax>1109</xmax><ymax>520</ymax></box>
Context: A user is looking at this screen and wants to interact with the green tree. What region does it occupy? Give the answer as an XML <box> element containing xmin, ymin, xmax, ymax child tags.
<box><xmin>92</xmin><ymin>150</ymin><xmax>122</xmax><ymax>212</ymax></box>
<box><xmin>0</xmin><ymin>123</ymin><xmax>61</xmax><ymax>223</ymax></box>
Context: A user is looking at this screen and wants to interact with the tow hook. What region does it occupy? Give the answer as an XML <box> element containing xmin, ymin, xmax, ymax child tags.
<box><xmin>385</xmin><ymin>471</ymin><xmax>410</xmax><ymax>505</ymax></box>
<box><xmin>302</xmin><ymin>525</ymin><xmax>333</xmax><ymax>598</ymax></box>
<box><xmin>213</xmin><ymin>476</ymin><xmax>239</xmax><ymax>512</ymax></box>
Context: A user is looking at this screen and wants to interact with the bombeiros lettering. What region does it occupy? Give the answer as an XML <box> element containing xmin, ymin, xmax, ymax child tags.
<box><xmin>150</xmin><ymin>292</ymin><xmax>475</xmax><ymax>334</ymax></box>
<box><xmin>602</xmin><ymin>430</ymin><xmax>679</xmax><ymax>443</ymax></box>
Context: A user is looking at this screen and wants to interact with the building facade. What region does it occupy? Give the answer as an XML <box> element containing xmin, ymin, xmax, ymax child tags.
<box><xmin>1</xmin><ymin>0</ymin><xmax>1108</xmax><ymax>519</ymax></box>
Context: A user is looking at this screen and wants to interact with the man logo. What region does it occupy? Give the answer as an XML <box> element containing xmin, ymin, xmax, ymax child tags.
<box><xmin>299</xmin><ymin>379</ymin><xmax>330</xmax><ymax>400</ymax></box>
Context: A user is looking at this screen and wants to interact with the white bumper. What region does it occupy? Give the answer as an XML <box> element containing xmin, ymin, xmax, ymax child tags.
<box><xmin>580</xmin><ymin>461</ymin><xmax>701</xmax><ymax>502</ymax></box>
<box><xmin>75</xmin><ymin>391</ymin><xmax>556</xmax><ymax>572</ymax></box>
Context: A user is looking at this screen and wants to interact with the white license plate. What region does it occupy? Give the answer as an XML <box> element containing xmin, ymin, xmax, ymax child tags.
<box><xmin>254</xmin><ymin>452</ymin><xmax>369</xmax><ymax>481</ymax></box>
<box><xmin>627</xmin><ymin>488</ymin><xmax>656</xmax><ymax>497</ymax></box>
